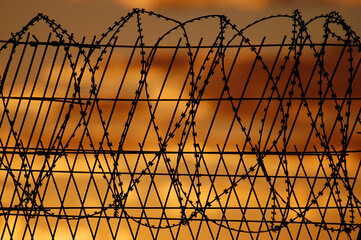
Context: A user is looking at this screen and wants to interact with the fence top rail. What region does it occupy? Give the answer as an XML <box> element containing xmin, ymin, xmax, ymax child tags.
<box><xmin>1</xmin><ymin>39</ymin><xmax>360</xmax><ymax>48</ymax></box>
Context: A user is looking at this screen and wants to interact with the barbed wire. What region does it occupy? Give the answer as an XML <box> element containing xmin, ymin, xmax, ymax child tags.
<box><xmin>0</xmin><ymin>8</ymin><xmax>360</xmax><ymax>239</ymax></box>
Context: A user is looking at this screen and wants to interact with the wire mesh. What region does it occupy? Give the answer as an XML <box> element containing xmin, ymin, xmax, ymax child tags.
<box><xmin>0</xmin><ymin>9</ymin><xmax>361</xmax><ymax>239</ymax></box>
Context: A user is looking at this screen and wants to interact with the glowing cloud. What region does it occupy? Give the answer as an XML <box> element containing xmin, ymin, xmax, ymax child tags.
<box><xmin>115</xmin><ymin>0</ymin><xmax>274</xmax><ymax>11</ymax></box>
<box><xmin>113</xmin><ymin>0</ymin><xmax>361</xmax><ymax>10</ymax></box>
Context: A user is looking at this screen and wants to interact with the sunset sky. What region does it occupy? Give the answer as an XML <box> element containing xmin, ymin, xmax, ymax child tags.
<box><xmin>1</xmin><ymin>1</ymin><xmax>361</xmax><ymax>239</ymax></box>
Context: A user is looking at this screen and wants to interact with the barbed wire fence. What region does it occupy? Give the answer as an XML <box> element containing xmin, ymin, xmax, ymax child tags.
<box><xmin>0</xmin><ymin>8</ymin><xmax>360</xmax><ymax>239</ymax></box>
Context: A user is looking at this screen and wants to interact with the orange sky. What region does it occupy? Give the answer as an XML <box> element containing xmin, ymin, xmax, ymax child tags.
<box><xmin>1</xmin><ymin>1</ymin><xmax>361</xmax><ymax>239</ymax></box>
<box><xmin>1</xmin><ymin>0</ymin><xmax>361</xmax><ymax>40</ymax></box>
